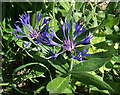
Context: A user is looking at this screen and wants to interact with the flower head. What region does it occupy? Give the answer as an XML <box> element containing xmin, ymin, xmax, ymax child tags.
<box><xmin>46</xmin><ymin>21</ymin><xmax>94</xmax><ymax>61</ymax></box>
<box><xmin>13</xmin><ymin>12</ymin><xmax>50</xmax><ymax>51</ymax></box>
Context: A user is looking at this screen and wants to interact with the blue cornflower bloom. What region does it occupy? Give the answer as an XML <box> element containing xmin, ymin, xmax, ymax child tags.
<box><xmin>13</xmin><ymin>12</ymin><xmax>50</xmax><ymax>51</ymax></box>
<box><xmin>46</xmin><ymin>21</ymin><xmax>94</xmax><ymax>61</ymax></box>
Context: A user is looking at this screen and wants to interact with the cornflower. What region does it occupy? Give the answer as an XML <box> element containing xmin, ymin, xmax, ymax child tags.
<box><xmin>46</xmin><ymin>21</ymin><xmax>94</xmax><ymax>61</ymax></box>
<box><xmin>13</xmin><ymin>12</ymin><xmax>50</xmax><ymax>51</ymax></box>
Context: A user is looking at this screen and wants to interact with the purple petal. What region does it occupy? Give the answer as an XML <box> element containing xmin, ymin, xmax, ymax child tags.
<box><xmin>46</xmin><ymin>50</ymin><xmax>65</xmax><ymax>59</ymax></box>
<box><xmin>75</xmin><ymin>34</ymin><xmax>94</xmax><ymax>46</ymax></box>
<box><xmin>37</xmin><ymin>13</ymin><xmax>43</xmax><ymax>23</ymax></box>
<box><xmin>48</xmin><ymin>38</ymin><xmax>61</xmax><ymax>47</ymax></box>
<box><xmin>67</xmin><ymin>21</ymin><xmax>71</xmax><ymax>39</ymax></box>
<box><xmin>14</xmin><ymin>25</ymin><xmax>28</xmax><ymax>35</ymax></box>
<box><xmin>74</xmin><ymin>29</ymin><xmax>87</xmax><ymax>40</ymax></box>
<box><xmin>22</xmin><ymin>39</ymin><xmax>32</xmax><ymax>51</ymax></box>
<box><xmin>62</xmin><ymin>23</ymin><xmax>67</xmax><ymax>40</ymax></box>
<box><xmin>81</xmin><ymin>50</ymin><xmax>90</xmax><ymax>55</ymax></box>
<box><xmin>13</xmin><ymin>32</ymin><xmax>28</xmax><ymax>38</ymax></box>
<box><xmin>73</xmin><ymin>22</ymin><xmax>78</xmax><ymax>37</ymax></box>
<box><xmin>50</xmin><ymin>29</ymin><xmax>63</xmax><ymax>43</ymax></box>
<box><xmin>27</xmin><ymin>13</ymin><xmax>30</xmax><ymax>24</ymax></box>
<box><xmin>71</xmin><ymin>52</ymin><xmax>83</xmax><ymax>61</ymax></box>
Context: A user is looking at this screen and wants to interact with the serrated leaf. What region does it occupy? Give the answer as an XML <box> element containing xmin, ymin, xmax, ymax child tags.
<box><xmin>47</xmin><ymin>75</ymin><xmax>70</xmax><ymax>93</ymax></box>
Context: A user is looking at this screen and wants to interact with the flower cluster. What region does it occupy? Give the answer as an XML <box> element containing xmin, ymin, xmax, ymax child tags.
<box><xmin>46</xmin><ymin>21</ymin><xmax>94</xmax><ymax>61</ymax></box>
<box><xmin>14</xmin><ymin>12</ymin><xmax>93</xmax><ymax>61</ymax></box>
<box><xmin>13</xmin><ymin>12</ymin><xmax>50</xmax><ymax>51</ymax></box>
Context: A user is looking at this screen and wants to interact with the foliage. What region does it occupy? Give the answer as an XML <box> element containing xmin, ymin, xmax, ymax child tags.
<box><xmin>1</xmin><ymin>1</ymin><xmax>120</xmax><ymax>95</ymax></box>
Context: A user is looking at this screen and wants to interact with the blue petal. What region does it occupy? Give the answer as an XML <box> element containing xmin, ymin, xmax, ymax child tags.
<box><xmin>46</xmin><ymin>50</ymin><xmax>65</xmax><ymax>59</ymax></box>
<box><xmin>67</xmin><ymin>21</ymin><xmax>71</xmax><ymax>39</ymax></box>
<box><xmin>37</xmin><ymin>13</ymin><xmax>43</xmax><ymax>23</ymax></box>
<box><xmin>48</xmin><ymin>38</ymin><xmax>61</xmax><ymax>47</ymax></box>
<box><xmin>74</xmin><ymin>29</ymin><xmax>87</xmax><ymax>40</ymax></box>
<box><xmin>75</xmin><ymin>34</ymin><xmax>94</xmax><ymax>46</ymax></box>
<box><xmin>13</xmin><ymin>32</ymin><xmax>27</xmax><ymax>38</ymax></box>
<box><xmin>14</xmin><ymin>25</ymin><xmax>28</xmax><ymax>35</ymax></box>
<box><xmin>71</xmin><ymin>52</ymin><xmax>83</xmax><ymax>61</ymax></box>
<box><xmin>22</xmin><ymin>39</ymin><xmax>32</xmax><ymax>51</ymax></box>
<box><xmin>62</xmin><ymin>23</ymin><xmax>67</xmax><ymax>40</ymax></box>
<box><xmin>50</xmin><ymin>29</ymin><xmax>63</xmax><ymax>43</ymax></box>
<box><xmin>81</xmin><ymin>50</ymin><xmax>90</xmax><ymax>55</ymax></box>
<box><xmin>73</xmin><ymin>22</ymin><xmax>78</xmax><ymax>37</ymax></box>
<box><xmin>27</xmin><ymin>13</ymin><xmax>30</xmax><ymax>24</ymax></box>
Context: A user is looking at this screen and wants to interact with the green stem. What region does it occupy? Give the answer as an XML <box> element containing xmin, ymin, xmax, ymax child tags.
<box><xmin>70</xmin><ymin>58</ymin><xmax>74</xmax><ymax>71</ymax></box>
<box><xmin>52</xmin><ymin>2</ymin><xmax>55</xmax><ymax>18</ymax></box>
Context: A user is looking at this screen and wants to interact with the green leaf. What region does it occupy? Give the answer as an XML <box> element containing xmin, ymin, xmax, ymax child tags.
<box><xmin>97</xmin><ymin>11</ymin><xmax>105</xmax><ymax>18</ymax></box>
<box><xmin>114</xmin><ymin>25</ymin><xmax>119</xmax><ymax>32</ymax></box>
<box><xmin>63</xmin><ymin>84</ymin><xmax>73</xmax><ymax>94</ymax></box>
<box><xmin>33</xmin><ymin>51</ymin><xmax>49</xmax><ymax>66</ymax></box>
<box><xmin>105</xmin><ymin>26</ymin><xmax>113</xmax><ymax>34</ymax></box>
<box><xmin>47</xmin><ymin>75</ymin><xmax>70</xmax><ymax>93</ymax></box>
<box><xmin>92</xmin><ymin>16</ymin><xmax>98</xmax><ymax>27</ymax></box>
<box><xmin>87</xmin><ymin>41</ymin><xmax>116</xmax><ymax>58</ymax></box>
<box><xmin>13</xmin><ymin>62</ymin><xmax>52</xmax><ymax>80</ymax></box>
<box><xmin>71</xmin><ymin>58</ymin><xmax>110</xmax><ymax>73</ymax></box>
<box><xmin>2</xmin><ymin>18</ymin><xmax>6</xmax><ymax>28</ymax></box>
<box><xmin>16</xmin><ymin>40</ymin><xmax>32</xmax><ymax>49</ymax></box>
<box><xmin>111</xmin><ymin>55</ymin><xmax>120</xmax><ymax>63</ymax></box>
<box><xmin>58</xmin><ymin>8</ymin><xmax>68</xmax><ymax>17</ymax></box>
<box><xmin>71</xmin><ymin>72</ymin><xmax>114</xmax><ymax>91</ymax></box>
<box><xmin>59</xmin><ymin>2</ymin><xmax>70</xmax><ymax>12</ymax></box>
<box><xmin>48</xmin><ymin>54</ymin><xmax>69</xmax><ymax>73</ymax></box>
<box><xmin>40</xmin><ymin>45</ymin><xmax>69</xmax><ymax>73</ymax></box>
<box><xmin>105</xmin><ymin>35</ymin><xmax>120</xmax><ymax>42</ymax></box>
<box><xmin>106</xmin><ymin>81</ymin><xmax>120</xmax><ymax>94</ymax></box>
<box><xmin>90</xmin><ymin>33</ymin><xmax>106</xmax><ymax>45</ymax></box>
<box><xmin>106</xmin><ymin>2</ymin><xmax>118</xmax><ymax>14</ymax></box>
<box><xmin>0</xmin><ymin>83</ymin><xmax>10</xmax><ymax>86</ymax></box>
<box><xmin>27</xmin><ymin>65</ymin><xmax>46</xmax><ymax>79</ymax></box>
<box><xmin>49</xmin><ymin>18</ymin><xmax>59</xmax><ymax>32</ymax></box>
<box><xmin>86</xmin><ymin>51</ymin><xmax>113</xmax><ymax>59</ymax></box>
<box><xmin>105</xmin><ymin>16</ymin><xmax>119</xmax><ymax>26</ymax></box>
<box><xmin>94</xmin><ymin>19</ymin><xmax>109</xmax><ymax>33</ymax></box>
<box><xmin>86</xmin><ymin>7</ymin><xmax>94</xmax><ymax>24</ymax></box>
<box><xmin>34</xmin><ymin>86</ymin><xmax>45</xmax><ymax>94</ymax></box>
<box><xmin>65</xmin><ymin>6</ymin><xmax>73</xmax><ymax>22</ymax></box>
<box><xmin>75</xmin><ymin>1</ymin><xmax>83</xmax><ymax>11</ymax></box>
<box><xmin>73</xmin><ymin>12</ymin><xmax>82</xmax><ymax>22</ymax></box>
<box><xmin>76</xmin><ymin>44</ymin><xmax>91</xmax><ymax>52</ymax></box>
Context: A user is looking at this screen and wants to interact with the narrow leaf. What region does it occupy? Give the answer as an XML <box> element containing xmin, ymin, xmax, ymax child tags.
<box><xmin>71</xmin><ymin>72</ymin><xmax>114</xmax><ymax>91</ymax></box>
<box><xmin>59</xmin><ymin>2</ymin><xmax>70</xmax><ymax>12</ymax></box>
<box><xmin>71</xmin><ymin>58</ymin><xmax>110</xmax><ymax>73</ymax></box>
